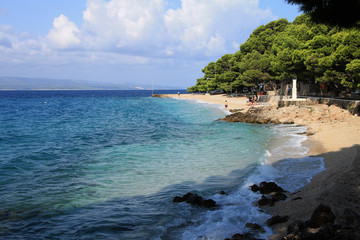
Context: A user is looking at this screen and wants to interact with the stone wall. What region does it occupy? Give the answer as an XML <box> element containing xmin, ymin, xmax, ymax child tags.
<box><xmin>305</xmin><ymin>97</ymin><xmax>360</xmax><ymax>115</ymax></box>
<box><xmin>262</xmin><ymin>95</ymin><xmax>360</xmax><ymax>115</ymax></box>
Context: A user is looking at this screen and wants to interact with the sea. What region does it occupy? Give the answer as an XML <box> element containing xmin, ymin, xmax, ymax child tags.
<box><xmin>0</xmin><ymin>90</ymin><xmax>324</xmax><ymax>240</ymax></box>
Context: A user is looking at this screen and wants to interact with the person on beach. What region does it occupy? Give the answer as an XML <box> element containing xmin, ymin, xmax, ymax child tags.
<box><xmin>246</xmin><ymin>96</ymin><xmax>253</xmax><ymax>106</ymax></box>
<box><xmin>224</xmin><ymin>100</ymin><xmax>228</xmax><ymax>110</ymax></box>
<box><xmin>177</xmin><ymin>92</ymin><xmax>180</xmax><ymax>98</ymax></box>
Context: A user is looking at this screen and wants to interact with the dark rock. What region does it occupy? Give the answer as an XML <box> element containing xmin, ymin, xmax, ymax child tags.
<box><xmin>270</xmin><ymin>192</ymin><xmax>287</xmax><ymax>201</ymax></box>
<box><xmin>226</xmin><ymin>232</ymin><xmax>262</xmax><ymax>240</ymax></box>
<box><xmin>173</xmin><ymin>196</ymin><xmax>183</xmax><ymax>203</ymax></box>
<box><xmin>282</xmin><ymin>208</ymin><xmax>360</xmax><ymax>240</ymax></box>
<box><xmin>310</xmin><ymin>223</ymin><xmax>360</xmax><ymax>240</ymax></box>
<box><xmin>173</xmin><ymin>192</ymin><xmax>216</xmax><ymax>208</ymax></box>
<box><xmin>245</xmin><ymin>223</ymin><xmax>265</xmax><ymax>233</ymax></box>
<box><xmin>253</xmin><ymin>182</ymin><xmax>287</xmax><ymax>207</ymax></box>
<box><xmin>203</xmin><ymin>199</ymin><xmax>216</xmax><ymax>208</ymax></box>
<box><xmin>258</xmin><ymin>195</ymin><xmax>275</xmax><ymax>206</ymax></box>
<box><xmin>266</xmin><ymin>215</ymin><xmax>289</xmax><ymax>226</ymax></box>
<box><xmin>220</xmin><ymin>191</ymin><xmax>228</xmax><ymax>195</ymax></box>
<box><xmin>309</xmin><ymin>204</ymin><xmax>335</xmax><ymax>228</ymax></box>
<box><xmin>258</xmin><ymin>181</ymin><xmax>284</xmax><ymax>194</ymax></box>
<box><xmin>283</xmin><ymin>223</ymin><xmax>360</xmax><ymax>240</ymax></box>
<box><xmin>250</xmin><ymin>184</ymin><xmax>259</xmax><ymax>192</ymax></box>
<box><xmin>287</xmin><ymin>221</ymin><xmax>306</xmax><ymax>235</ymax></box>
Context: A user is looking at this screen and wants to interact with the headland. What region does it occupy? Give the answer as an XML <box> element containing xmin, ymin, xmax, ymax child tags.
<box><xmin>155</xmin><ymin>93</ymin><xmax>360</xmax><ymax>239</ymax></box>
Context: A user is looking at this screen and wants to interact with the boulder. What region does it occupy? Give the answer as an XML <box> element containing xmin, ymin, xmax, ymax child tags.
<box><xmin>258</xmin><ymin>181</ymin><xmax>285</xmax><ymax>194</ymax></box>
<box><xmin>252</xmin><ymin>182</ymin><xmax>287</xmax><ymax>206</ymax></box>
<box><xmin>266</xmin><ymin>215</ymin><xmax>289</xmax><ymax>226</ymax></box>
<box><xmin>245</xmin><ymin>223</ymin><xmax>265</xmax><ymax>233</ymax></box>
<box><xmin>258</xmin><ymin>195</ymin><xmax>275</xmax><ymax>206</ymax></box>
<box><xmin>225</xmin><ymin>232</ymin><xmax>262</xmax><ymax>240</ymax></box>
<box><xmin>173</xmin><ymin>192</ymin><xmax>216</xmax><ymax>208</ymax></box>
<box><xmin>270</xmin><ymin>191</ymin><xmax>288</xmax><ymax>201</ymax></box>
<box><xmin>287</xmin><ymin>221</ymin><xmax>306</xmax><ymax>235</ymax></box>
<box><xmin>309</xmin><ymin>204</ymin><xmax>335</xmax><ymax>228</ymax></box>
<box><xmin>282</xmin><ymin>207</ymin><xmax>360</xmax><ymax>240</ymax></box>
<box><xmin>250</xmin><ymin>184</ymin><xmax>259</xmax><ymax>192</ymax></box>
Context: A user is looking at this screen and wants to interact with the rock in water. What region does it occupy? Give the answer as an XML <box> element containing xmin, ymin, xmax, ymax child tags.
<box><xmin>245</xmin><ymin>223</ymin><xmax>265</xmax><ymax>233</ymax></box>
<box><xmin>250</xmin><ymin>182</ymin><xmax>285</xmax><ymax>194</ymax></box>
<box><xmin>225</xmin><ymin>232</ymin><xmax>262</xmax><ymax>240</ymax></box>
<box><xmin>258</xmin><ymin>195</ymin><xmax>275</xmax><ymax>206</ymax></box>
<box><xmin>173</xmin><ymin>192</ymin><xmax>216</xmax><ymax>208</ymax></box>
<box><xmin>258</xmin><ymin>181</ymin><xmax>285</xmax><ymax>194</ymax></box>
<box><xmin>250</xmin><ymin>184</ymin><xmax>259</xmax><ymax>192</ymax></box>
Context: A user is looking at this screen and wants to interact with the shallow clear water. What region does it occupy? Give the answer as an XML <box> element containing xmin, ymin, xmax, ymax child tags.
<box><xmin>0</xmin><ymin>90</ymin><xmax>323</xmax><ymax>239</ymax></box>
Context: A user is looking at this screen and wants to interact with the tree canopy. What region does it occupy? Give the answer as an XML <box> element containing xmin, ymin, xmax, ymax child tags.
<box><xmin>285</xmin><ymin>0</ymin><xmax>360</xmax><ymax>28</ymax></box>
<box><xmin>188</xmin><ymin>15</ymin><xmax>360</xmax><ymax>96</ymax></box>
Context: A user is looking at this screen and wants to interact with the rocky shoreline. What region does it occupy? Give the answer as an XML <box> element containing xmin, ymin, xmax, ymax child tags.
<box><xmin>217</xmin><ymin>103</ymin><xmax>360</xmax><ymax>240</ymax></box>
<box><xmin>218</xmin><ymin>104</ymin><xmax>352</xmax><ymax>127</ymax></box>
<box><xmin>159</xmin><ymin>94</ymin><xmax>360</xmax><ymax>240</ymax></box>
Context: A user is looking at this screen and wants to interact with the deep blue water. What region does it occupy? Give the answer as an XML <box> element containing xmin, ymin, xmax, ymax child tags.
<box><xmin>0</xmin><ymin>90</ymin><xmax>324</xmax><ymax>240</ymax></box>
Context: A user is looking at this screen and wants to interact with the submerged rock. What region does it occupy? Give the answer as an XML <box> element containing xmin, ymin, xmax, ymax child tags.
<box><xmin>173</xmin><ymin>192</ymin><xmax>216</xmax><ymax>208</ymax></box>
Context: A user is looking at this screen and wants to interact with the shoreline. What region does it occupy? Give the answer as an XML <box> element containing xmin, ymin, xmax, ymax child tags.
<box><xmin>158</xmin><ymin>93</ymin><xmax>360</xmax><ymax>239</ymax></box>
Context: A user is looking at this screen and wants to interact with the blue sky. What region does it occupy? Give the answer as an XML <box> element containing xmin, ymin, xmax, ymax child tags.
<box><xmin>0</xmin><ymin>0</ymin><xmax>300</xmax><ymax>88</ymax></box>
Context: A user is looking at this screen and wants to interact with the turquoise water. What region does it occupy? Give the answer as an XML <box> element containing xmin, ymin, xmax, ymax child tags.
<box><xmin>0</xmin><ymin>90</ymin><xmax>323</xmax><ymax>239</ymax></box>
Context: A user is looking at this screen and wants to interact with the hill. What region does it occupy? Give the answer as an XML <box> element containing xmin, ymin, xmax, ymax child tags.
<box><xmin>0</xmin><ymin>77</ymin><xmax>178</xmax><ymax>90</ymax></box>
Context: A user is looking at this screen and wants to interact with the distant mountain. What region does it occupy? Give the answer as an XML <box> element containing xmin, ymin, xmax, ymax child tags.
<box><xmin>0</xmin><ymin>77</ymin><xmax>181</xmax><ymax>90</ymax></box>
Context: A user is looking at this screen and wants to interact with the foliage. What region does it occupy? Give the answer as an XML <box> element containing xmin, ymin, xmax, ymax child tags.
<box><xmin>188</xmin><ymin>15</ymin><xmax>360</xmax><ymax>95</ymax></box>
<box><xmin>285</xmin><ymin>0</ymin><xmax>360</xmax><ymax>28</ymax></box>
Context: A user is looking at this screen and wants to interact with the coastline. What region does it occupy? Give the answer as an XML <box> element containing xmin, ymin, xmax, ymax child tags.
<box><xmin>159</xmin><ymin>93</ymin><xmax>360</xmax><ymax>239</ymax></box>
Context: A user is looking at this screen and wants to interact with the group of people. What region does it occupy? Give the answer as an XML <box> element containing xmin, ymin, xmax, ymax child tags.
<box><xmin>224</xmin><ymin>93</ymin><xmax>258</xmax><ymax>110</ymax></box>
<box><xmin>246</xmin><ymin>95</ymin><xmax>258</xmax><ymax>106</ymax></box>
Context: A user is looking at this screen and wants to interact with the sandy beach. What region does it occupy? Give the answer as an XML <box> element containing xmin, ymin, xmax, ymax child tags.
<box><xmin>160</xmin><ymin>93</ymin><xmax>360</xmax><ymax>239</ymax></box>
<box><xmin>165</xmin><ymin>93</ymin><xmax>251</xmax><ymax>110</ymax></box>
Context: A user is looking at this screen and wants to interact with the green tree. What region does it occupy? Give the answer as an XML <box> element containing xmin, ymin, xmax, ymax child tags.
<box><xmin>286</xmin><ymin>0</ymin><xmax>360</xmax><ymax>28</ymax></box>
<box><xmin>346</xmin><ymin>59</ymin><xmax>360</xmax><ymax>88</ymax></box>
<box><xmin>188</xmin><ymin>14</ymin><xmax>360</xmax><ymax>95</ymax></box>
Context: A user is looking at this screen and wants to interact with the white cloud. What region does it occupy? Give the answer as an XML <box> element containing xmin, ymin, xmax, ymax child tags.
<box><xmin>43</xmin><ymin>0</ymin><xmax>274</xmax><ymax>57</ymax></box>
<box><xmin>0</xmin><ymin>0</ymin><xmax>278</xmax><ymax>85</ymax></box>
<box><xmin>0</xmin><ymin>25</ymin><xmax>46</xmax><ymax>63</ymax></box>
<box><xmin>164</xmin><ymin>0</ymin><xmax>273</xmax><ymax>56</ymax></box>
<box><xmin>47</xmin><ymin>14</ymin><xmax>81</xmax><ymax>49</ymax></box>
<box><xmin>81</xmin><ymin>0</ymin><xmax>166</xmax><ymax>51</ymax></box>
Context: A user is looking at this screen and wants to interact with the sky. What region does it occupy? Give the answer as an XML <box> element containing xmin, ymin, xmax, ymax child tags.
<box><xmin>0</xmin><ymin>0</ymin><xmax>300</xmax><ymax>88</ymax></box>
